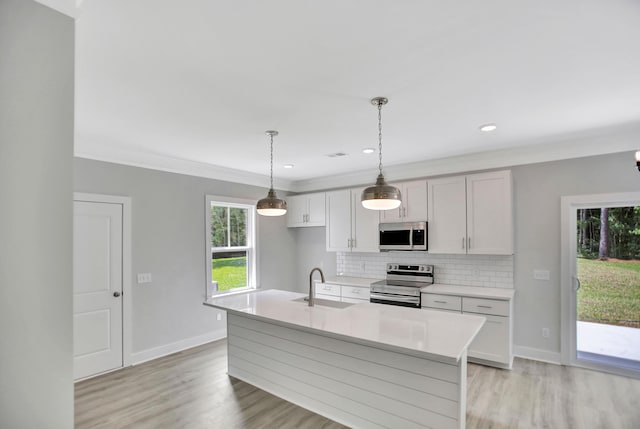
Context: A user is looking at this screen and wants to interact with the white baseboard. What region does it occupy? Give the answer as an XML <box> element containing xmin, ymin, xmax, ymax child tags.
<box><xmin>514</xmin><ymin>345</ymin><xmax>562</xmax><ymax>365</ymax></box>
<box><xmin>131</xmin><ymin>328</ymin><xmax>227</xmax><ymax>366</ymax></box>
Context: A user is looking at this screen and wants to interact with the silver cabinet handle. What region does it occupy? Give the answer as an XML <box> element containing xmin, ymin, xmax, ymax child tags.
<box><xmin>468</xmin><ymin>237</ymin><xmax>471</xmax><ymax>249</ymax></box>
<box><xmin>352</xmin><ymin>238</ymin><xmax>356</xmax><ymax>248</ymax></box>
<box><xmin>352</xmin><ymin>288</ymin><xmax>360</xmax><ymax>294</ymax></box>
<box><xmin>113</xmin><ymin>291</ymin><xmax>121</xmax><ymax>297</ymax></box>
<box><xmin>462</xmin><ymin>237</ymin><xmax>465</xmax><ymax>249</ymax></box>
<box><xmin>477</xmin><ymin>305</ymin><xmax>492</xmax><ymax>309</ymax></box>
<box><xmin>434</xmin><ymin>300</ymin><xmax>448</xmax><ymax>304</ymax></box>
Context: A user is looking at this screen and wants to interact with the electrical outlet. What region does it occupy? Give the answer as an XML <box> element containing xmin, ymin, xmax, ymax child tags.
<box><xmin>137</xmin><ymin>273</ymin><xmax>152</xmax><ymax>284</ymax></box>
<box><xmin>216</xmin><ymin>312</ymin><xmax>222</xmax><ymax>321</ymax></box>
<box><xmin>542</xmin><ymin>328</ymin><xmax>550</xmax><ymax>338</ymax></box>
<box><xmin>534</xmin><ymin>270</ymin><xmax>550</xmax><ymax>281</ymax></box>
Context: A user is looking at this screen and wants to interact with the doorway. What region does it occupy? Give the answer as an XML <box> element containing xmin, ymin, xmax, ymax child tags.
<box><xmin>73</xmin><ymin>193</ymin><xmax>132</xmax><ymax>380</ymax></box>
<box><xmin>561</xmin><ymin>192</ymin><xmax>640</xmax><ymax>377</ymax></box>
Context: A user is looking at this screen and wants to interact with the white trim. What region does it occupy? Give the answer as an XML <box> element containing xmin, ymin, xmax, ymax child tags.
<box><xmin>73</xmin><ymin>193</ymin><xmax>133</xmax><ymax>368</ymax></box>
<box><xmin>560</xmin><ymin>192</ymin><xmax>640</xmax><ymax>367</ymax></box>
<box><xmin>513</xmin><ymin>345</ymin><xmax>562</xmax><ymax>365</ymax></box>
<box><xmin>205</xmin><ymin>195</ymin><xmax>257</xmax><ymax>296</ymax></box>
<box><xmin>130</xmin><ymin>329</ymin><xmax>226</xmax><ymax>366</ymax></box>
<box><xmin>76</xmin><ymin>123</ymin><xmax>640</xmax><ymax>194</ymax></box>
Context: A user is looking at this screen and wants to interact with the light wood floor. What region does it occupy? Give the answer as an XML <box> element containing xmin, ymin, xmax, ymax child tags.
<box><xmin>75</xmin><ymin>340</ymin><xmax>640</xmax><ymax>429</ymax></box>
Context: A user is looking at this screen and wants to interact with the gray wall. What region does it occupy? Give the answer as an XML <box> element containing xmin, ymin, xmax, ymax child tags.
<box><xmin>74</xmin><ymin>158</ymin><xmax>297</xmax><ymax>354</ymax></box>
<box><xmin>294</xmin><ymin>227</ymin><xmax>338</xmax><ymax>292</ymax></box>
<box><xmin>511</xmin><ymin>151</ymin><xmax>639</xmax><ymax>356</ymax></box>
<box><xmin>0</xmin><ymin>1</ymin><xmax>75</xmax><ymax>427</ymax></box>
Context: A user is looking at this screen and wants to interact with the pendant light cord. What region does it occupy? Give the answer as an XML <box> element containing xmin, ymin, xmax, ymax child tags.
<box><xmin>269</xmin><ymin>133</ymin><xmax>274</xmax><ymax>190</ymax></box>
<box><xmin>377</xmin><ymin>100</ymin><xmax>383</xmax><ymax>176</ymax></box>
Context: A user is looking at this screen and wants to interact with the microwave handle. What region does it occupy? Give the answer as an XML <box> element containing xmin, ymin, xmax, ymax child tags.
<box><xmin>409</xmin><ymin>226</ymin><xmax>413</xmax><ymax>248</ymax></box>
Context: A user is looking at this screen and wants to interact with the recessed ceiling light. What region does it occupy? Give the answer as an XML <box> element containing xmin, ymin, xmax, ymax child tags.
<box><xmin>362</xmin><ymin>148</ymin><xmax>376</xmax><ymax>154</ymax></box>
<box><xmin>283</xmin><ymin>164</ymin><xmax>294</xmax><ymax>169</ymax></box>
<box><xmin>327</xmin><ymin>152</ymin><xmax>348</xmax><ymax>158</ymax></box>
<box><xmin>479</xmin><ymin>123</ymin><xmax>497</xmax><ymax>132</ymax></box>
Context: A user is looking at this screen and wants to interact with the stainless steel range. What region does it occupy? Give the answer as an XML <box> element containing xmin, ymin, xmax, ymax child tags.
<box><xmin>370</xmin><ymin>263</ymin><xmax>434</xmax><ymax>308</ymax></box>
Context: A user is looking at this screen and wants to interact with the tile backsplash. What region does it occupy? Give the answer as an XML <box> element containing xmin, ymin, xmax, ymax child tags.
<box><xmin>336</xmin><ymin>252</ymin><xmax>513</xmax><ymax>289</ymax></box>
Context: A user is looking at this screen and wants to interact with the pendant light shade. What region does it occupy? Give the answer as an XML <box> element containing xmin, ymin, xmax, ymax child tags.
<box><xmin>361</xmin><ymin>97</ymin><xmax>402</xmax><ymax>210</ymax></box>
<box><xmin>257</xmin><ymin>130</ymin><xmax>287</xmax><ymax>216</ymax></box>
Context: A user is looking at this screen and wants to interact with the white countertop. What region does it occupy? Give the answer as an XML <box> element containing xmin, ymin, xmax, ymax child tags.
<box><xmin>320</xmin><ymin>276</ymin><xmax>381</xmax><ymax>287</ymax></box>
<box><xmin>421</xmin><ymin>283</ymin><xmax>515</xmax><ymax>300</ymax></box>
<box><xmin>204</xmin><ymin>289</ymin><xmax>485</xmax><ymax>364</ymax></box>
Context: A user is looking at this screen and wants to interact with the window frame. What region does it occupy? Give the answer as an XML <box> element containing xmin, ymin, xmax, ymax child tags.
<box><xmin>205</xmin><ymin>195</ymin><xmax>257</xmax><ymax>296</ymax></box>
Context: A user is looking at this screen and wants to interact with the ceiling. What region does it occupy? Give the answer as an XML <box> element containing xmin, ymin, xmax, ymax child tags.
<box><xmin>67</xmin><ymin>1</ymin><xmax>640</xmax><ymax>190</ymax></box>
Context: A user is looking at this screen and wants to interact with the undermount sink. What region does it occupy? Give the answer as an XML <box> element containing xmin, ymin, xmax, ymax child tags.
<box><xmin>292</xmin><ymin>297</ymin><xmax>354</xmax><ymax>309</ymax></box>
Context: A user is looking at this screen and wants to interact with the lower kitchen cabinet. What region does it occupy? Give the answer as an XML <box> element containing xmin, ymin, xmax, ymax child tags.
<box><xmin>314</xmin><ymin>278</ymin><xmax>373</xmax><ymax>304</ymax></box>
<box><xmin>422</xmin><ymin>286</ymin><xmax>514</xmax><ymax>369</ymax></box>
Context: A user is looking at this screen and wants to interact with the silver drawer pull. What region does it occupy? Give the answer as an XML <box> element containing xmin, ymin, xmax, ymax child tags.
<box><xmin>323</xmin><ymin>286</ymin><xmax>332</xmax><ymax>290</ymax></box>
<box><xmin>477</xmin><ymin>305</ymin><xmax>493</xmax><ymax>309</ymax></box>
<box><xmin>352</xmin><ymin>289</ymin><xmax>360</xmax><ymax>294</ymax></box>
<box><xmin>434</xmin><ymin>300</ymin><xmax>448</xmax><ymax>304</ymax></box>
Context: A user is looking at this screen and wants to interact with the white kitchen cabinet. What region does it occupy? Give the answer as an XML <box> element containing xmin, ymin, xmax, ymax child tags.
<box><xmin>427</xmin><ymin>170</ymin><xmax>513</xmax><ymax>255</ymax></box>
<box><xmin>466</xmin><ymin>171</ymin><xmax>513</xmax><ymax>254</ymax></box>
<box><xmin>325</xmin><ymin>188</ymin><xmax>378</xmax><ymax>252</ymax></box>
<box><xmin>315</xmin><ymin>280</ymin><xmax>371</xmax><ymax>303</ymax></box>
<box><xmin>379</xmin><ymin>180</ymin><xmax>428</xmax><ymax>223</ymax></box>
<box><xmin>427</xmin><ymin>175</ymin><xmax>467</xmax><ymax>254</ymax></box>
<box><xmin>422</xmin><ymin>287</ymin><xmax>514</xmax><ymax>369</ymax></box>
<box><xmin>314</xmin><ymin>282</ymin><xmax>341</xmax><ymax>301</ymax></box>
<box><xmin>286</xmin><ymin>192</ymin><xmax>325</xmax><ymax>227</ymax></box>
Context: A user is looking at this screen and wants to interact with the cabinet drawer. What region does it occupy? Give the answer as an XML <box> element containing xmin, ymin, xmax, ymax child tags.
<box><xmin>342</xmin><ymin>296</ymin><xmax>369</xmax><ymax>304</ymax></box>
<box><xmin>341</xmin><ymin>286</ymin><xmax>370</xmax><ymax>300</ymax></box>
<box><xmin>315</xmin><ymin>282</ymin><xmax>341</xmax><ymax>297</ymax></box>
<box><xmin>462</xmin><ymin>297</ymin><xmax>509</xmax><ymax>316</ymax></box>
<box><xmin>315</xmin><ymin>293</ymin><xmax>341</xmax><ymax>302</ymax></box>
<box><xmin>422</xmin><ymin>294</ymin><xmax>462</xmax><ymax>311</ymax></box>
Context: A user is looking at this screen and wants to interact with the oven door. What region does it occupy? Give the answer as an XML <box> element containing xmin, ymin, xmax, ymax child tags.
<box><xmin>370</xmin><ymin>283</ymin><xmax>422</xmax><ymax>308</ymax></box>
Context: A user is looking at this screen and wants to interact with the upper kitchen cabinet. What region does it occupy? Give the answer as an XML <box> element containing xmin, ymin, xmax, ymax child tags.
<box><xmin>286</xmin><ymin>192</ymin><xmax>325</xmax><ymax>227</ymax></box>
<box><xmin>326</xmin><ymin>188</ymin><xmax>379</xmax><ymax>252</ymax></box>
<box><xmin>379</xmin><ymin>180</ymin><xmax>428</xmax><ymax>223</ymax></box>
<box><xmin>428</xmin><ymin>170</ymin><xmax>513</xmax><ymax>255</ymax></box>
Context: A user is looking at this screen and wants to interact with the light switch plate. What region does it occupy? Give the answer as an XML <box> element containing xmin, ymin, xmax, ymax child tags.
<box><xmin>533</xmin><ymin>270</ymin><xmax>550</xmax><ymax>281</ymax></box>
<box><xmin>137</xmin><ymin>273</ymin><xmax>152</xmax><ymax>284</ymax></box>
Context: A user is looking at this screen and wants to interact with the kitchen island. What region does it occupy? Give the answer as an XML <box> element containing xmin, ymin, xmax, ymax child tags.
<box><xmin>204</xmin><ymin>289</ymin><xmax>485</xmax><ymax>429</ymax></box>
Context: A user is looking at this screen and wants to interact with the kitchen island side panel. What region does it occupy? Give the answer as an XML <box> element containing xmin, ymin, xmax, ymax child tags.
<box><xmin>226</xmin><ymin>313</ymin><xmax>465</xmax><ymax>429</ymax></box>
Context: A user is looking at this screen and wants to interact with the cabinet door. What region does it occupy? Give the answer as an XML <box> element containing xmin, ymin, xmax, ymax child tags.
<box><xmin>306</xmin><ymin>193</ymin><xmax>326</xmax><ymax>226</ymax></box>
<box><xmin>427</xmin><ymin>176</ymin><xmax>467</xmax><ymax>254</ymax></box>
<box><xmin>286</xmin><ymin>195</ymin><xmax>308</xmax><ymax>227</ymax></box>
<box><xmin>351</xmin><ymin>187</ymin><xmax>379</xmax><ymax>252</ymax></box>
<box><xmin>466</xmin><ymin>313</ymin><xmax>510</xmax><ymax>364</ymax></box>
<box><xmin>378</xmin><ymin>182</ymin><xmax>404</xmax><ymax>223</ymax></box>
<box><xmin>403</xmin><ymin>180</ymin><xmax>428</xmax><ymax>222</ymax></box>
<box><xmin>378</xmin><ymin>180</ymin><xmax>428</xmax><ymax>223</ymax></box>
<box><xmin>325</xmin><ymin>190</ymin><xmax>352</xmax><ymax>251</ymax></box>
<box><xmin>466</xmin><ymin>171</ymin><xmax>513</xmax><ymax>255</ymax></box>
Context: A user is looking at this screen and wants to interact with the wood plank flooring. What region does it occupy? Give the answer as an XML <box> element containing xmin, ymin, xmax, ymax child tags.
<box><xmin>75</xmin><ymin>339</ymin><xmax>640</xmax><ymax>428</ymax></box>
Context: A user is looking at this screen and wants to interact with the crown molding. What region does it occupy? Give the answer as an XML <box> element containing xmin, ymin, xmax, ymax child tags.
<box><xmin>74</xmin><ymin>142</ymin><xmax>294</xmax><ymax>192</ymax></box>
<box><xmin>290</xmin><ymin>123</ymin><xmax>640</xmax><ymax>193</ymax></box>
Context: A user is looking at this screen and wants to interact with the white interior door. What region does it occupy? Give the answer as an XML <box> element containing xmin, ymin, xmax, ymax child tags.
<box><xmin>73</xmin><ymin>201</ymin><xmax>123</xmax><ymax>380</ymax></box>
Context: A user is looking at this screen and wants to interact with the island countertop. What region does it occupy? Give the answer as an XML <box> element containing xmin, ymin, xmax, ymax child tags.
<box><xmin>204</xmin><ymin>289</ymin><xmax>485</xmax><ymax>364</ymax></box>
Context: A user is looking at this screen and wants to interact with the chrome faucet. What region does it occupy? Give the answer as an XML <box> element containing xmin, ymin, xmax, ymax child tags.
<box><xmin>308</xmin><ymin>267</ymin><xmax>325</xmax><ymax>307</ymax></box>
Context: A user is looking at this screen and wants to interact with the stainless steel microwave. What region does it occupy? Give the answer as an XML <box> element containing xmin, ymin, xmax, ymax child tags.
<box><xmin>379</xmin><ymin>221</ymin><xmax>428</xmax><ymax>251</ymax></box>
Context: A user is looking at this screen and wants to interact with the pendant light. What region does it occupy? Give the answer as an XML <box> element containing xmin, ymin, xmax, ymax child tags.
<box><xmin>361</xmin><ymin>97</ymin><xmax>402</xmax><ymax>210</ymax></box>
<box><xmin>257</xmin><ymin>130</ymin><xmax>287</xmax><ymax>216</ymax></box>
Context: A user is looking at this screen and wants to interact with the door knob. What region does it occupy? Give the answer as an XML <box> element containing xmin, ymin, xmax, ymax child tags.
<box><xmin>113</xmin><ymin>291</ymin><xmax>121</xmax><ymax>297</ymax></box>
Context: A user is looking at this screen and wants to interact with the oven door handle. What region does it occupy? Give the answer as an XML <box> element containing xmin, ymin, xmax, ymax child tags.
<box><xmin>370</xmin><ymin>293</ymin><xmax>420</xmax><ymax>304</ymax></box>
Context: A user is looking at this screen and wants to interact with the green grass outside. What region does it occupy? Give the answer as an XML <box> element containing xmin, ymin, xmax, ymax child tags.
<box><xmin>577</xmin><ymin>258</ymin><xmax>640</xmax><ymax>327</ymax></box>
<box><xmin>212</xmin><ymin>256</ymin><xmax>247</xmax><ymax>291</ymax></box>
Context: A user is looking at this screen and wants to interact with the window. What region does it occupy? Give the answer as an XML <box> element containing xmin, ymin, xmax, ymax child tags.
<box><xmin>206</xmin><ymin>195</ymin><xmax>256</xmax><ymax>295</ymax></box>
